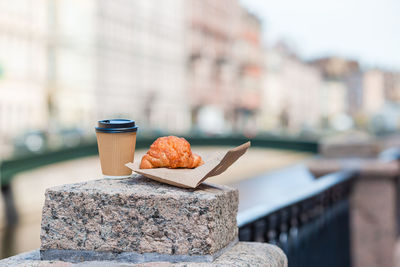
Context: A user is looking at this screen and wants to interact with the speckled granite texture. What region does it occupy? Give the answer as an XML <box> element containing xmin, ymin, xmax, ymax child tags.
<box><xmin>0</xmin><ymin>242</ymin><xmax>288</xmax><ymax>267</ymax></box>
<box><xmin>40</xmin><ymin>175</ymin><xmax>238</xmax><ymax>259</ymax></box>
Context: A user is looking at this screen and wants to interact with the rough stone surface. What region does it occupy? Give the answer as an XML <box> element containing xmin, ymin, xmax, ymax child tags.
<box><xmin>40</xmin><ymin>175</ymin><xmax>238</xmax><ymax>257</ymax></box>
<box><xmin>0</xmin><ymin>242</ymin><xmax>288</xmax><ymax>267</ymax></box>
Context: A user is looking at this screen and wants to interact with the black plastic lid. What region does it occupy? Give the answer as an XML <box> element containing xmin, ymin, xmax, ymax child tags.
<box><xmin>95</xmin><ymin>119</ymin><xmax>138</xmax><ymax>133</ymax></box>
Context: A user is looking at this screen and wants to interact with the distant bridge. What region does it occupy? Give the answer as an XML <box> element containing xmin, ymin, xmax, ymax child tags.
<box><xmin>0</xmin><ymin>135</ymin><xmax>318</xmax><ymax>187</ymax></box>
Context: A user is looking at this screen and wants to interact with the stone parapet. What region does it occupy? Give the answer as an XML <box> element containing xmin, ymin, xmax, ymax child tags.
<box><xmin>308</xmin><ymin>158</ymin><xmax>400</xmax><ymax>178</ymax></box>
<box><xmin>0</xmin><ymin>242</ymin><xmax>288</xmax><ymax>267</ymax></box>
<box><xmin>320</xmin><ymin>134</ymin><xmax>379</xmax><ymax>158</ymax></box>
<box><xmin>40</xmin><ymin>175</ymin><xmax>239</xmax><ymax>263</ymax></box>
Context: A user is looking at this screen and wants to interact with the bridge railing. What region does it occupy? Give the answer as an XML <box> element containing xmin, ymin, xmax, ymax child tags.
<box><xmin>235</xmin><ymin>165</ymin><xmax>356</xmax><ymax>267</ymax></box>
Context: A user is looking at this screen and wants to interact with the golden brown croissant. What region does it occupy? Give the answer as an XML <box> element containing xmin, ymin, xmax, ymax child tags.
<box><xmin>140</xmin><ymin>136</ymin><xmax>204</xmax><ymax>169</ymax></box>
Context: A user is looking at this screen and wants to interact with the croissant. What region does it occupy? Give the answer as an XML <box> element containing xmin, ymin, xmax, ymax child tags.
<box><xmin>140</xmin><ymin>136</ymin><xmax>204</xmax><ymax>169</ymax></box>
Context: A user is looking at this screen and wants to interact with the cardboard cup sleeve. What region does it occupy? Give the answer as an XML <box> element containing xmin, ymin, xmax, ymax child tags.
<box><xmin>97</xmin><ymin>132</ymin><xmax>136</xmax><ymax>177</ymax></box>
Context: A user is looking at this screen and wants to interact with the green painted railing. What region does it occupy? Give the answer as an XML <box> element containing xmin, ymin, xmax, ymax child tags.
<box><xmin>0</xmin><ymin>135</ymin><xmax>318</xmax><ymax>187</ymax></box>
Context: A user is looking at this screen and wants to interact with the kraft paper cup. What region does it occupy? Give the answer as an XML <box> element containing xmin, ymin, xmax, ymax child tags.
<box><xmin>95</xmin><ymin>119</ymin><xmax>138</xmax><ymax>178</ymax></box>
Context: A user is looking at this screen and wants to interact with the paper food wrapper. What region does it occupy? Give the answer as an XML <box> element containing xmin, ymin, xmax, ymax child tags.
<box><xmin>125</xmin><ymin>141</ymin><xmax>250</xmax><ymax>188</ymax></box>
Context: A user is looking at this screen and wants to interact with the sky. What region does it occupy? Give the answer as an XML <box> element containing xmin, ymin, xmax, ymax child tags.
<box><xmin>241</xmin><ymin>0</ymin><xmax>400</xmax><ymax>70</ymax></box>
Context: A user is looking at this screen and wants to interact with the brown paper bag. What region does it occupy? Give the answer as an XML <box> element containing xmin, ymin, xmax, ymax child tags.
<box><xmin>125</xmin><ymin>141</ymin><xmax>251</xmax><ymax>188</ymax></box>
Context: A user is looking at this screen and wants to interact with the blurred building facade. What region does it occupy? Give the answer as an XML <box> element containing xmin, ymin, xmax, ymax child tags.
<box><xmin>0</xmin><ymin>0</ymin><xmax>49</xmax><ymax>142</ymax></box>
<box><xmin>309</xmin><ymin>57</ymin><xmax>365</xmax><ymax>130</ymax></box>
<box><xmin>48</xmin><ymin>0</ymin><xmax>96</xmax><ymax>133</ymax></box>
<box><xmin>1</xmin><ymin>0</ymin><xmax>400</xmax><ymax>150</ymax></box>
<box><xmin>261</xmin><ymin>44</ymin><xmax>323</xmax><ymax>132</ymax></box>
<box><xmin>185</xmin><ymin>0</ymin><xmax>262</xmax><ymax>134</ymax></box>
<box><xmin>384</xmin><ymin>72</ymin><xmax>400</xmax><ymax>102</ymax></box>
<box><xmin>52</xmin><ymin>0</ymin><xmax>190</xmax><ymax>134</ymax></box>
<box><xmin>362</xmin><ymin>69</ymin><xmax>386</xmax><ymax>114</ymax></box>
<box><xmin>1</xmin><ymin>0</ymin><xmax>265</xmax><ymax>146</ymax></box>
<box><xmin>310</xmin><ymin>57</ymin><xmax>362</xmax><ymax>116</ymax></box>
<box><xmin>97</xmin><ymin>0</ymin><xmax>190</xmax><ymax>134</ymax></box>
<box><xmin>185</xmin><ymin>0</ymin><xmax>239</xmax><ymax>133</ymax></box>
<box><xmin>0</xmin><ymin>0</ymin><xmax>192</xmax><ymax>152</ymax></box>
<box><xmin>233</xmin><ymin>9</ymin><xmax>263</xmax><ymax>134</ymax></box>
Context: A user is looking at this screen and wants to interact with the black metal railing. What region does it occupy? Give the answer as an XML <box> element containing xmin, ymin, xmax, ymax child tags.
<box><xmin>236</xmin><ymin>165</ymin><xmax>356</xmax><ymax>267</ymax></box>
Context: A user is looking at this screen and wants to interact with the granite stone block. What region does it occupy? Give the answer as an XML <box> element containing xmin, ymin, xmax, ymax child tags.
<box><xmin>40</xmin><ymin>175</ymin><xmax>239</xmax><ymax>260</ymax></box>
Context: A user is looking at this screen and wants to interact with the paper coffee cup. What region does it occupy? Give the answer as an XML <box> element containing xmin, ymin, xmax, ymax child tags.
<box><xmin>95</xmin><ymin>119</ymin><xmax>138</xmax><ymax>178</ymax></box>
